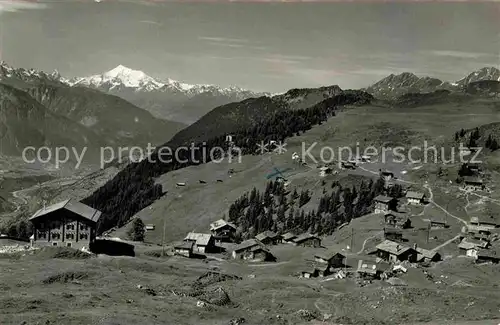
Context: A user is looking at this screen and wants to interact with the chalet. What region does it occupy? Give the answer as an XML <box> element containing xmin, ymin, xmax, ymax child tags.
<box><xmin>231</xmin><ymin>239</ymin><xmax>274</xmax><ymax>261</ymax></box>
<box><xmin>461</xmin><ymin>238</ymin><xmax>490</xmax><ymax>250</ymax></box>
<box><xmin>360</xmin><ymin>155</ymin><xmax>371</xmax><ymax>162</ymax></box>
<box><xmin>429</xmin><ymin>217</ymin><xmax>448</xmax><ymax>229</ymax></box>
<box><xmin>383</xmin><ymin>228</ymin><xmax>404</xmax><ymax>242</ymax></box>
<box><xmin>255</xmin><ymin>230</ymin><xmax>281</xmax><ymax>245</ymax></box>
<box><xmin>356</xmin><ymin>259</ymin><xmax>391</xmax><ymax>280</ymax></box>
<box><xmin>29</xmin><ymin>199</ymin><xmax>101</xmax><ymax>250</ymax></box>
<box><xmin>380</xmin><ymin>170</ymin><xmax>394</xmax><ymax>181</ymax></box>
<box><xmin>469</xmin><ymin>216</ymin><xmax>500</xmax><ymax>229</ymax></box>
<box><xmin>184</xmin><ymin>232</ymin><xmax>216</xmax><ymax>253</ymax></box>
<box><xmin>464</xmin><ymin>162</ymin><xmax>480</xmax><ymax>175</ymax></box>
<box><xmin>340</xmin><ymin>161</ymin><xmax>356</xmax><ymax>170</ymax></box>
<box><xmin>476</xmin><ymin>248</ymin><xmax>500</xmax><ymax>264</ymax></box>
<box><xmin>415</xmin><ymin>247</ymin><xmax>441</xmax><ymax>262</ymax></box>
<box><xmin>176</xmin><ymin>182</ymin><xmax>186</xmax><ymax>187</ymax></box>
<box><xmin>373</xmin><ymin>195</ymin><xmax>397</xmax><ymax>214</ymax></box>
<box><xmin>302</xmin><ymin>264</ymin><xmax>331</xmax><ymax>278</ymax></box>
<box><xmin>247</xmin><ymin>245</ymin><xmax>275</xmax><ymax>262</ymax></box>
<box><xmin>458</xmin><ymin>241</ymin><xmax>479</xmax><ymax>257</ymax></box>
<box><xmin>282</xmin><ymin>232</ymin><xmax>297</xmax><ymax>244</ymax></box>
<box><xmin>319</xmin><ymin>166</ymin><xmax>333</xmax><ymax>177</ymax></box>
<box><xmin>210</xmin><ymin>219</ymin><xmax>237</xmax><ymax>242</ymax></box>
<box><xmin>384</xmin><ymin>211</ymin><xmax>412</xmax><ymax>229</ymax></box>
<box><xmin>292</xmin><ymin>234</ymin><xmax>321</xmax><ymax>247</ymax></box>
<box><xmin>466</xmin><ymin>229</ymin><xmax>492</xmax><ymax>242</ymax></box>
<box><xmin>462</xmin><ymin>176</ymin><xmax>484</xmax><ymax>191</ymax></box>
<box><xmin>406</xmin><ymin>191</ymin><xmax>426</xmax><ymax>205</ymax></box>
<box><xmin>375</xmin><ymin>240</ymin><xmax>417</xmax><ymax>263</ymax></box>
<box><xmin>174</xmin><ymin>241</ymin><xmax>194</xmax><ymax>258</ymax></box>
<box><xmin>467</xmin><ymin>224</ymin><xmax>494</xmax><ymax>237</ymax></box>
<box><xmin>145</xmin><ymin>224</ymin><xmax>155</xmax><ymax>231</ymax></box>
<box><xmin>314</xmin><ymin>250</ymin><xmax>345</xmax><ymax>268</ymax></box>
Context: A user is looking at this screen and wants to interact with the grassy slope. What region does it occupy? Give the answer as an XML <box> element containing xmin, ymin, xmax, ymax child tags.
<box><xmin>0</xmin><ymin>246</ymin><xmax>499</xmax><ymax>325</ymax></box>
<box><xmin>113</xmin><ymin>97</ymin><xmax>500</xmax><ymax>243</ymax></box>
<box><xmin>2</xmin><ymin>97</ymin><xmax>500</xmax><ymax>325</ymax></box>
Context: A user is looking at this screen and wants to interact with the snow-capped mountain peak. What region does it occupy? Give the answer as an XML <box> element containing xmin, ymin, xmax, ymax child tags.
<box><xmin>66</xmin><ymin>64</ymin><xmax>269</xmax><ymax>98</ymax></box>
<box><xmin>69</xmin><ymin>65</ymin><xmax>166</xmax><ymax>90</ymax></box>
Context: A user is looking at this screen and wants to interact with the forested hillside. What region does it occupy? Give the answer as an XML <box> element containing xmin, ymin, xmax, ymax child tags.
<box><xmin>82</xmin><ymin>91</ymin><xmax>373</xmax><ymax>233</ymax></box>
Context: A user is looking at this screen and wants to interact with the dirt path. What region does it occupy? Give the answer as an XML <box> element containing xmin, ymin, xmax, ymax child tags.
<box><xmin>431</xmin><ymin>234</ymin><xmax>461</xmax><ymax>253</ymax></box>
<box><xmin>425</xmin><ymin>184</ymin><xmax>467</xmax><ymax>226</ymax></box>
<box><xmin>356</xmin><ymin>231</ymin><xmax>383</xmax><ymax>254</ymax></box>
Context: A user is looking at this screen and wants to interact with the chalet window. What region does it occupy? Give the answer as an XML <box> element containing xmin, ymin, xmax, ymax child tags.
<box><xmin>66</xmin><ymin>224</ymin><xmax>75</xmax><ymax>230</ymax></box>
<box><xmin>66</xmin><ymin>233</ymin><xmax>74</xmax><ymax>240</ymax></box>
<box><xmin>52</xmin><ymin>242</ymin><xmax>57</xmax><ymax>246</ymax></box>
<box><xmin>39</xmin><ymin>232</ymin><xmax>47</xmax><ymax>239</ymax></box>
<box><xmin>80</xmin><ymin>233</ymin><xmax>88</xmax><ymax>240</ymax></box>
<box><xmin>80</xmin><ymin>224</ymin><xmax>88</xmax><ymax>231</ymax></box>
<box><xmin>66</xmin><ymin>242</ymin><xmax>72</xmax><ymax>247</ymax></box>
<box><xmin>52</xmin><ymin>233</ymin><xmax>60</xmax><ymax>240</ymax></box>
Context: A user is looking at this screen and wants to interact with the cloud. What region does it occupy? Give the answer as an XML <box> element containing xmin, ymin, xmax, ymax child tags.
<box><xmin>424</xmin><ymin>50</ymin><xmax>498</xmax><ymax>59</ymax></box>
<box><xmin>198</xmin><ymin>36</ymin><xmax>268</xmax><ymax>50</ymax></box>
<box><xmin>198</xmin><ymin>36</ymin><xmax>249</xmax><ymax>43</ymax></box>
<box><xmin>0</xmin><ymin>0</ymin><xmax>47</xmax><ymax>14</ymax></box>
<box><xmin>139</xmin><ymin>20</ymin><xmax>162</xmax><ymax>26</ymax></box>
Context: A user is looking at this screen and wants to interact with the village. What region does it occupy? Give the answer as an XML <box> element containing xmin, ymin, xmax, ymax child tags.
<box><xmin>2</xmin><ymin>151</ymin><xmax>499</xmax><ymax>286</ymax></box>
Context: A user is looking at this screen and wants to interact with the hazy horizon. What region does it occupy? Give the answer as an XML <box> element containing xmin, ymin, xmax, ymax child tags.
<box><xmin>1</xmin><ymin>0</ymin><xmax>498</xmax><ymax>92</ymax></box>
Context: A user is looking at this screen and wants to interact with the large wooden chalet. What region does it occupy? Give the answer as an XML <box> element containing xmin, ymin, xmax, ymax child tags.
<box><xmin>29</xmin><ymin>199</ymin><xmax>102</xmax><ymax>250</ymax></box>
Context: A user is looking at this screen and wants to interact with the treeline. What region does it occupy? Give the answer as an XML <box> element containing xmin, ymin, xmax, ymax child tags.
<box><xmin>82</xmin><ymin>91</ymin><xmax>373</xmax><ymax>234</ymax></box>
<box><xmin>454</xmin><ymin>127</ymin><xmax>499</xmax><ymax>151</ymax></box>
<box><xmin>226</xmin><ymin>177</ymin><xmax>389</xmax><ymax>238</ymax></box>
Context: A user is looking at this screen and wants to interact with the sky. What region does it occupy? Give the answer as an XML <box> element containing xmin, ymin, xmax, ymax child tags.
<box><xmin>0</xmin><ymin>0</ymin><xmax>499</xmax><ymax>92</ymax></box>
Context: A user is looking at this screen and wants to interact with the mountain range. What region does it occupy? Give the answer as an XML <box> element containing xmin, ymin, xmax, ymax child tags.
<box><xmin>67</xmin><ymin>65</ymin><xmax>268</xmax><ymax>124</ymax></box>
<box><xmin>364</xmin><ymin>67</ymin><xmax>500</xmax><ymax>99</ymax></box>
<box><xmin>0</xmin><ymin>62</ymin><xmax>185</xmax><ymax>166</ymax></box>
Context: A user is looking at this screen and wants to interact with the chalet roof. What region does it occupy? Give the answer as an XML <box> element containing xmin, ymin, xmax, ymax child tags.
<box><xmin>458</xmin><ymin>241</ymin><xmax>477</xmax><ymax>250</ymax></box>
<box><xmin>462</xmin><ymin>238</ymin><xmax>489</xmax><ymax>248</ymax></box>
<box><xmin>375</xmin><ymin>240</ymin><xmax>413</xmax><ymax>256</ymax></box>
<box><xmin>250</xmin><ymin>245</ymin><xmax>270</xmax><ymax>253</ymax></box>
<box><xmin>468</xmin><ymin>225</ymin><xmax>493</xmax><ymax>234</ymax></box>
<box><xmin>282</xmin><ymin>232</ymin><xmax>297</xmax><ymax>240</ymax></box>
<box><xmin>255</xmin><ymin>230</ymin><xmax>279</xmax><ymax>241</ymax></box>
<box><xmin>374</xmin><ymin>195</ymin><xmax>395</xmax><ymax>203</ymax></box>
<box><xmin>293</xmin><ymin>233</ymin><xmax>320</xmax><ymax>244</ymax></box>
<box><xmin>30</xmin><ymin>199</ymin><xmax>102</xmax><ymax>224</ymax></box>
<box><xmin>184</xmin><ymin>232</ymin><xmax>213</xmax><ymax>246</ymax></box>
<box><xmin>357</xmin><ymin>259</ymin><xmax>390</xmax><ymax>274</ymax></box>
<box><xmin>463</xmin><ymin>176</ymin><xmax>483</xmax><ymax>184</ymax></box>
<box><xmin>233</xmin><ymin>239</ymin><xmax>263</xmax><ymax>253</ymax></box>
<box><xmin>415</xmin><ymin>247</ymin><xmax>439</xmax><ymax>260</ymax></box>
<box><xmin>210</xmin><ymin>219</ymin><xmax>237</xmax><ymax>231</ymax></box>
<box><xmin>470</xmin><ymin>215</ymin><xmax>499</xmax><ymax>226</ymax></box>
<box><xmin>314</xmin><ymin>250</ymin><xmax>344</xmax><ymax>261</ymax></box>
<box><xmin>406</xmin><ymin>191</ymin><xmax>425</xmax><ymax>200</ymax></box>
<box><xmin>174</xmin><ymin>241</ymin><xmax>194</xmax><ymax>250</ymax></box>
<box><xmin>429</xmin><ymin>216</ymin><xmax>447</xmax><ymax>224</ymax></box>
<box><xmin>385</xmin><ymin>211</ymin><xmax>409</xmax><ymax>219</ymax></box>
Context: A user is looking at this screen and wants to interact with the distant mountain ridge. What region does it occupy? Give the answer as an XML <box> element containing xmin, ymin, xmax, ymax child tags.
<box><xmin>365</xmin><ymin>67</ymin><xmax>500</xmax><ymax>99</ymax></box>
<box><xmin>0</xmin><ymin>62</ymin><xmax>185</xmax><ymax>165</ymax></box>
<box><xmin>67</xmin><ymin>65</ymin><xmax>269</xmax><ymax>124</ymax></box>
